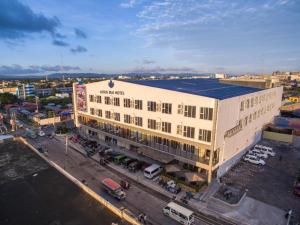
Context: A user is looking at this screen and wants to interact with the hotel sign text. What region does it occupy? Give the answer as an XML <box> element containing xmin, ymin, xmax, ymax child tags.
<box><xmin>100</xmin><ymin>90</ymin><xmax>125</xmax><ymax>95</ymax></box>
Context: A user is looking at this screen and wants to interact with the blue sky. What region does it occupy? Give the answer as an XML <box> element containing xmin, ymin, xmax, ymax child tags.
<box><xmin>0</xmin><ymin>0</ymin><xmax>299</xmax><ymax>75</ymax></box>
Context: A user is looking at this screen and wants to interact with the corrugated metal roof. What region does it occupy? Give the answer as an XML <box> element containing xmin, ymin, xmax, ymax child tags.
<box><xmin>126</xmin><ymin>79</ymin><xmax>262</xmax><ymax>100</ymax></box>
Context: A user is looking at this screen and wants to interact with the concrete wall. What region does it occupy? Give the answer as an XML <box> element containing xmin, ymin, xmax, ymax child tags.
<box><xmin>215</xmin><ymin>86</ymin><xmax>283</xmax><ymax>177</ymax></box>
<box><xmin>263</xmin><ymin>131</ymin><xmax>293</xmax><ymax>143</ymax></box>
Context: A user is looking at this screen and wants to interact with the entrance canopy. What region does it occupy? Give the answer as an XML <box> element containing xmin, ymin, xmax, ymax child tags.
<box><xmin>184</xmin><ymin>172</ymin><xmax>205</xmax><ymax>182</ymax></box>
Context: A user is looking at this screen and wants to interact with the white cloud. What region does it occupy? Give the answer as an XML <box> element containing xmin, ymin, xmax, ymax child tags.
<box><xmin>120</xmin><ymin>0</ymin><xmax>140</xmax><ymax>8</ymax></box>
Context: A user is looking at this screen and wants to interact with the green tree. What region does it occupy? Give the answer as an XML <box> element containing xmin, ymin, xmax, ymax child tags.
<box><xmin>0</xmin><ymin>93</ymin><xmax>18</xmax><ymax>105</ymax></box>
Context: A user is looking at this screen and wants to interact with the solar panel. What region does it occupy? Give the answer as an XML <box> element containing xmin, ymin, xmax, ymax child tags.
<box><xmin>126</xmin><ymin>79</ymin><xmax>262</xmax><ymax>100</ymax></box>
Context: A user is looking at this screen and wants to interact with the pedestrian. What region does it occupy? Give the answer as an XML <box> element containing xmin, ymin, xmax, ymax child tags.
<box><xmin>143</xmin><ymin>215</ymin><xmax>147</xmax><ymax>224</ymax></box>
<box><xmin>279</xmin><ymin>155</ymin><xmax>282</xmax><ymax>161</ymax></box>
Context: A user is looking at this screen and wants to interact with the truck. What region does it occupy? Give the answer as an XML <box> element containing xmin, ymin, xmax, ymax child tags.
<box><xmin>101</xmin><ymin>178</ymin><xmax>126</xmax><ymax>200</ymax></box>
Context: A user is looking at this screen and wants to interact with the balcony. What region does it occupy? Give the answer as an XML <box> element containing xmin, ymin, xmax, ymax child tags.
<box><xmin>78</xmin><ymin>118</ymin><xmax>210</xmax><ymax>166</ymax></box>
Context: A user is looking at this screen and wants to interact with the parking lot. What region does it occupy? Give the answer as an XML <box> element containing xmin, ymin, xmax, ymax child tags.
<box><xmin>222</xmin><ymin>139</ymin><xmax>300</xmax><ymax>223</ymax></box>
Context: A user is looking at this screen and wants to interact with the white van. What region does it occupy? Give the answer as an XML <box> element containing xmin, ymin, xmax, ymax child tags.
<box><xmin>163</xmin><ymin>202</ymin><xmax>194</xmax><ymax>225</ymax></box>
<box><xmin>144</xmin><ymin>164</ymin><xmax>162</xmax><ymax>179</ymax></box>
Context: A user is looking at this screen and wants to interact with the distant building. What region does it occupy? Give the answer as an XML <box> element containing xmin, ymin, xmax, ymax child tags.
<box><xmin>0</xmin><ymin>87</ymin><xmax>18</xmax><ymax>95</ymax></box>
<box><xmin>36</xmin><ymin>87</ymin><xmax>73</xmax><ymax>97</ymax></box>
<box><xmin>211</xmin><ymin>73</ymin><xmax>226</xmax><ymax>79</ymax></box>
<box><xmin>18</xmin><ymin>84</ymin><xmax>35</xmax><ymax>99</ymax></box>
<box><xmin>220</xmin><ymin>77</ymin><xmax>280</xmax><ymax>89</ymax></box>
<box><xmin>56</xmin><ymin>93</ymin><xmax>70</xmax><ymax>98</ymax></box>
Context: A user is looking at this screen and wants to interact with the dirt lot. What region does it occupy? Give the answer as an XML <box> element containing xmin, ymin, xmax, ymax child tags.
<box><xmin>222</xmin><ymin>139</ymin><xmax>300</xmax><ymax>223</ymax></box>
<box><xmin>0</xmin><ymin>139</ymin><xmax>129</xmax><ymax>225</ymax></box>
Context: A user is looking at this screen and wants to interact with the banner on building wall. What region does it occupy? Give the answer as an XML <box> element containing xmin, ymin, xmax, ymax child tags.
<box><xmin>76</xmin><ymin>84</ymin><xmax>87</xmax><ymax>112</ymax></box>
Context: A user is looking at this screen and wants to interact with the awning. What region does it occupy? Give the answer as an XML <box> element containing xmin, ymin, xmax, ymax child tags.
<box><xmin>165</xmin><ymin>164</ymin><xmax>181</xmax><ymax>173</ymax></box>
<box><xmin>184</xmin><ymin>172</ymin><xmax>205</xmax><ymax>182</ymax></box>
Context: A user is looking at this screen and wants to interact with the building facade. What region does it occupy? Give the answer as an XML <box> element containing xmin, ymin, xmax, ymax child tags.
<box><xmin>18</xmin><ymin>84</ymin><xmax>35</xmax><ymax>99</ymax></box>
<box><xmin>73</xmin><ymin>79</ymin><xmax>283</xmax><ymax>183</ymax></box>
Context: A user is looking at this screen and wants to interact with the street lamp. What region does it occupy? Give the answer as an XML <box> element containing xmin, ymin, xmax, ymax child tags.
<box><xmin>64</xmin><ymin>134</ymin><xmax>68</xmax><ymax>170</ymax></box>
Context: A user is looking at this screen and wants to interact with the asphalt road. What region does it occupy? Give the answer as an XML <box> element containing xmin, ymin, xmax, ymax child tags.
<box><xmin>25</xmin><ymin>131</ymin><xmax>234</xmax><ymax>225</ymax></box>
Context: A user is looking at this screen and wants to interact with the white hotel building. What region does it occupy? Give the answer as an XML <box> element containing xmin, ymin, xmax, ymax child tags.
<box><xmin>73</xmin><ymin>79</ymin><xmax>282</xmax><ymax>183</ymax></box>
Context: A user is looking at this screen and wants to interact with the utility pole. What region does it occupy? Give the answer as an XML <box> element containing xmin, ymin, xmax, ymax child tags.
<box><xmin>64</xmin><ymin>134</ymin><xmax>68</xmax><ymax>169</ymax></box>
<box><xmin>35</xmin><ymin>96</ymin><xmax>39</xmax><ymax>113</ymax></box>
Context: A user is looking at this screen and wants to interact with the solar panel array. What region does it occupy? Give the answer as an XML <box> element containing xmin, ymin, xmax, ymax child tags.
<box><xmin>126</xmin><ymin>79</ymin><xmax>262</xmax><ymax>100</ymax></box>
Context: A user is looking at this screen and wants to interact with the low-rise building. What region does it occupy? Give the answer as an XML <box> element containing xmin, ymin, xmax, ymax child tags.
<box><xmin>73</xmin><ymin>79</ymin><xmax>282</xmax><ymax>183</ymax></box>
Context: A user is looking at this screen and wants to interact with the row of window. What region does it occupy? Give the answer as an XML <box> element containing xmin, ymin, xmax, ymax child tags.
<box><xmin>239</xmin><ymin>103</ymin><xmax>276</xmax><ymax>127</ymax></box>
<box><xmin>240</xmin><ymin>91</ymin><xmax>277</xmax><ymax>112</ymax></box>
<box><xmin>89</xmin><ymin>95</ymin><xmax>213</xmax><ymax>120</ymax></box>
<box><xmin>89</xmin><ymin>107</ymin><xmax>212</xmax><ymax>142</ymax></box>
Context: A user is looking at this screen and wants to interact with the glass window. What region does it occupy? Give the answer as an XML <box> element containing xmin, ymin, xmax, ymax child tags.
<box><xmin>184</xmin><ymin>105</ymin><xmax>196</xmax><ymax>118</ymax></box>
<box><xmin>114</xmin><ymin>97</ymin><xmax>120</xmax><ymax>106</ymax></box>
<box><xmin>147</xmin><ymin>101</ymin><xmax>157</xmax><ymax>112</ymax></box>
<box><xmin>198</xmin><ymin>129</ymin><xmax>212</xmax><ymax>142</ymax></box>
<box><xmin>96</xmin><ymin>96</ymin><xmax>101</xmax><ymax>103</ymax></box>
<box><xmin>90</xmin><ymin>108</ymin><xmax>95</xmax><ymax>115</ymax></box>
<box><xmin>104</xmin><ymin>96</ymin><xmax>111</xmax><ymax>105</ymax></box>
<box><xmin>114</xmin><ymin>112</ymin><xmax>120</xmax><ymax>121</ymax></box>
<box><xmin>162</xmin><ymin>103</ymin><xmax>172</xmax><ymax>114</ymax></box>
<box><xmin>148</xmin><ymin>119</ymin><xmax>156</xmax><ymax>129</ymax></box>
<box><xmin>135</xmin><ymin>100</ymin><xmax>143</xmax><ymax>110</ymax></box>
<box><xmin>135</xmin><ymin>117</ymin><xmax>143</xmax><ymax>126</ymax></box>
<box><xmin>105</xmin><ymin>111</ymin><xmax>111</xmax><ymax>119</ymax></box>
<box><xmin>200</xmin><ymin>107</ymin><xmax>213</xmax><ymax>120</ymax></box>
<box><xmin>162</xmin><ymin>122</ymin><xmax>171</xmax><ymax>133</ymax></box>
<box><xmin>89</xmin><ymin>95</ymin><xmax>94</xmax><ymax>102</ymax></box>
<box><xmin>124</xmin><ymin>98</ymin><xmax>131</xmax><ymax>107</ymax></box>
<box><xmin>240</xmin><ymin>101</ymin><xmax>244</xmax><ymax>111</ymax></box>
<box><xmin>124</xmin><ymin>114</ymin><xmax>131</xmax><ymax>123</ymax></box>
<box><xmin>96</xmin><ymin>109</ymin><xmax>102</xmax><ymax>117</ymax></box>
<box><xmin>183</xmin><ymin>126</ymin><xmax>195</xmax><ymax>138</ymax></box>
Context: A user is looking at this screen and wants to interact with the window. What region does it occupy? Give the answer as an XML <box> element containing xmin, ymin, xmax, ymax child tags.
<box><xmin>135</xmin><ymin>117</ymin><xmax>143</xmax><ymax>126</ymax></box>
<box><xmin>147</xmin><ymin>101</ymin><xmax>157</xmax><ymax>112</ymax></box>
<box><xmin>183</xmin><ymin>144</ymin><xmax>195</xmax><ymax>154</ymax></box>
<box><xmin>124</xmin><ymin>98</ymin><xmax>131</xmax><ymax>108</ymax></box>
<box><xmin>89</xmin><ymin>95</ymin><xmax>94</xmax><ymax>102</ymax></box>
<box><xmin>114</xmin><ymin>113</ymin><xmax>120</xmax><ymax>121</ymax></box>
<box><xmin>246</xmin><ymin>99</ymin><xmax>250</xmax><ymax>109</ymax></box>
<box><xmin>104</xmin><ymin>96</ymin><xmax>111</xmax><ymax>105</ymax></box>
<box><xmin>249</xmin><ymin>114</ymin><xmax>252</xmax><ymax>123</ymax></box>
<box><xmin>90</xmin><ymin>108</ymin><xmax>95</xmax><ymax>115</ymax></box>
<box><xmin>162</xmin><ymin>122</ymin><xmax>171</xmax><ymax>133</ymax></box>
<box><xmin>105</xmin><ymin>111</ymin><xmax>111</xmax><ymax>119</ymax></box>
<box><xmin>148</xmin><ymin>119</ymin><xmax>156</xmax><ymax>130</ymax></box>
<box><xmin>96</xmin><ymin>109</ymin><xmax>102</xmax><ymax>117</ymax></box>
<box><xmin>114</xmin><ymin>97</ymin><xmax>120</xmax><ymax>106</ymax></box>
<box><xmin>200</xmin><ymin>107</ymin><xmax>213</xmax><ymax>120</ymax></box>
<box><xmin>162</xmin><ymin>103</ymin><xmax>172</xmax><ymax>114</ymax></box>
<box><xmin>183</xmin><ymin>126</ymin><xmax>195</xmax><ymax>138</ymax></box>
<box><xmin>96</xmin><ymin>95</ymin><xmax>101</xmax><ymax>103</ymax></box>
<box><xmin>255</xmin><ymin>97</ymin><xmax>258</xmax><ymax>105</ymax></box>
<box><xmin>198</xmin><ymin>129</ymin><xmax>212</xmax><ymax>142</ymax></box>
<box><xmin>177</xmin><ymin>104</ymin><xmax>183</xmax><ymax>114</ymax></box>
<box><xmin>135</xmin><ymin>100</ymin><xmax>143</xmax><ymax>110</ymax></box>
<box><xmin>240</xmin><ymin>101</ymin><xmax>244</xmax><ymax>111</ymax></box>
<box><xmin>184</xmin><ymin>105</ymin><xmax>196</xmax><ymax>118</ymax></box>
<box><xmin>251</xmin><ymin>98</ymin><xmax>254</xmax><ymax>107</ymax></box>
<box><xmin>124</xmin><ymin>114</ymin><xmax>131</xmax><ymax>123</ymax></box>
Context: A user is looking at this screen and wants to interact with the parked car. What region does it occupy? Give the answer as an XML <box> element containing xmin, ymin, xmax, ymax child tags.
<box><xmin>38</xmin><ymin>130</ymin><xmax>45</xmax><ymax>137</ymax></box>
<box><xmin>122</xmin><ymin>158</ymin><xmax>137</xmax><ymax>168</ymax></box>
<box><xmin>255</xmin><ymin>145</ymin><xmax>276</xmax><ymax>156</ymax></box>
<box><xmin>248</xmin><ymin>149</ymin><xmax>268</xmax><ymax>159</ymax></box>
<box><xmin>243</xmin><ymin>154</ymin><xmax>266</xmax><ymax>165</ymax></box>
<box><xmin>128</xmin><ymin>161</ymin><xmax>144</xmax><ymax>172</ymax></box>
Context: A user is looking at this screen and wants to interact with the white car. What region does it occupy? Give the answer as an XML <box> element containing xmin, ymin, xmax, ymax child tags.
<box><xmin>243</xmin><ymin>154</ymin><xmax>266</xmax><ymax>165</ymax></box>
<box><xmin>38</xmin><ymin>130</ymin><xmax>45</xmax><ymax>137</ymax></box>
<box><xmin>248</xmin><ymin>149</ymin><xmax>268</xmax><ymax>159</ymax></box>
<box><xmin>255</xmin><ymin>145</ymin><xmax>275</xmax><ymax>156</ymax></box>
